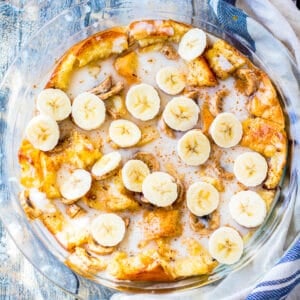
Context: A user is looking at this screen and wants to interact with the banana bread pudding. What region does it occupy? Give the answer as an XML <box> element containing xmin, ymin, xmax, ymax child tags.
<box><xmin>18</xmin><ymin>19</ymin><xmax>287</xmax><ymax>281</ymax></box>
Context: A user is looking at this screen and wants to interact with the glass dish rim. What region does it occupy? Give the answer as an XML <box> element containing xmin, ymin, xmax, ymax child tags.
<box><xmin>0</xmin><ymin>1</ymin><xmax>299</xmax><ymax>295</ymax></box>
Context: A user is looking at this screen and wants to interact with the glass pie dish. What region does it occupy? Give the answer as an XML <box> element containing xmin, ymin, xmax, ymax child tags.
<box><xmin>0</xmin><ymin>0</ymin><xmax>299</xmax><ymax>298</ymax></box>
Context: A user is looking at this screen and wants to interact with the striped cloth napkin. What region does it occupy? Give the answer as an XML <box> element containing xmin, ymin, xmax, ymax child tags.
<box><xmin>246</xmin><ymin>239</ymin><xmax>300</xmax><ymax>300</ymax></box>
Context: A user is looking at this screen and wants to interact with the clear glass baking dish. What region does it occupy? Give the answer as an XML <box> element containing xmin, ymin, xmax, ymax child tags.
<box><xmin>0</xmin><ymin>0</ymin><xmax>299</xmax><ymax>298</ymax></box>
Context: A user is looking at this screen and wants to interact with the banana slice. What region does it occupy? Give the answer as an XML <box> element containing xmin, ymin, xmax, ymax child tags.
<box><xmin>36</xmin><ymin>88</ymin><xmax>71</xmax><ymax>121</ymax></box>
<box><xmin>156</xmin><ymin>66</ymin><xmax>185</xmax><ymax>95</ymax></box>
<box><xmin>163</xmin><ymin>96</ymin><xmax>199</xmax><ymax>131</ymax></box>
<box><xmin>126</xmin><ymin>83</ymin><xmax>160</xmax><ymax>121</ymax></box>
<box><xmin>59</xmin><ymin>169</ymin><xmax>92</xmax><ymax>201</ymax></box>
<box><xmin>91</xmin><ymin>213</ymin><xmax>126</xmax><ymax>247</ymax></box>
<box><xmin>122</xmin><ymin>159</ymin><xmax>150</xmax><ymax>192</ymax></box>
<box><xmin>25</xmin><ymin>115</ymin><xmax>59</xmax><ymax>151</ymax></box>
<box><xmin>210</xmin><ymin>112</ymin><xmax>243</xmax><ymax>148</ymax></box>
<box><xmin>142</xmin><ymin>172</ymin><xmax>178</xmax><ymax>207</ymax></box>
<box><xmin>71</xmin><ymin>92</ymin><xmax>106</xmax><ymax>130</ymax></box>
<box><xmin>186</xmin><ymin>181</ymin><xmax>219</xmax><ymax>216</ymax></box>
<box><xmin>91</xmin><ymin>151</ymin><xmax>122</xmax><ymax>180</ymax></box>
<box><xmin>208</xmin><ymin>226</ymin><xmax>244</xmax><ymax>265</ymax></box>
<box><xmin>177</xmin><ymin>129</ymin><xmax>211</xmax><ymax>165</ymax></box>
<box><xmin>233</xmin><ymin>152</ymin><xmax>268</xmax><ymax>187</ymax></box>
<box><xmin>109</xmin><ymin>119</ymin><xmax>141</xmax><ymax>147</ymax></box>
<box><xmin>229</xmin><ymin>191</ymin><xmax>267</xmax><ymax>228</ymax></box>
<box><xmin>178</xmin><ymin>28</ymin><xmax>207</xmax><ymax>61</ymax></box>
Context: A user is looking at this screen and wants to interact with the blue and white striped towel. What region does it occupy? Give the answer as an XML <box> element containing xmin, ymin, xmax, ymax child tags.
<box><xmin>246</xmin><ymin>239</ymin><xmax>300</xmax><ymax>300</ymax></box>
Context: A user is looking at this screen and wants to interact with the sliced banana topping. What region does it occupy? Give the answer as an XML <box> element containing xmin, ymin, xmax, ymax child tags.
<box><xmin>233</xmin><ymin>152</ymin><xmax>268</xmax><ymax>187</ymax></box>
<box><xmin>163</xmin><ymin>96</ymin><xmax>199</xmax><ymax>131</ymax></box>
<box><xmin>126</xmin><ymin>83</ymin><xmax>160</xmax><ymax>121</ymax></box>
<box><xmin>177</xmin><ymin>129</ymin><xmax>211</xmax><ymax>166</ymax></box>
<box><xmin>109</xmin><ymin>119</ymin><xmax>141</xmax><ymax>147</ymax></box>
<box><xmin>91</xmin><ymin>213</ymin><xmax>126</xmax><ymax>247</ymax></box>
<box><xmin>59</xmin><ymin>169</ymin><xmax>92</xmax><ymax>201</ymax></box>
<box><xmin>91</xmin><ymin>151</ymin><xmax>122</xmax><ymax>180</ymax></box>
<box><xmin>210</xmin><ymin>112</ymin><xmax>243</xmax><ymax>148</ymax></box>
<box><xmin>122</xmin><ymin>159</ymin><xmax>150</xmax><ymax>192</ymax></box>
<box><xmin>142</xmin><ymin>172</ymin><xmax>178</xmax><ymax>207</ymax></box>
<box><xmin>178</xmin><ymin>28</ymin><xmax>207</xmax><ymax>61</ymax></box>
<box><xmin>208</xmin><ymin>226</ymin><xmax>244</xmax><ymax>265</ymax></box>
<box><xmin>156</xmin><ymin>66</ymin><xmax>185</xmax><ymax>95</ymax></box>
<box><xmin>229</xmin><ymin>191</ymin><xmax>267</xmax><ymax>228</ymax></box>
<box><xmin>37</xmin><ymin>88</ymin><xmax>71</xmax><ymax>121</ymax></box>
<box><xmin>186</xmin><ymin>181</ymin><xmax>219</xmax><ymax>216</ymax></box>
<box><xmin>71</xmin><ymin>92</ymin><xmax>106</xmax><ymax>130</ymax></box>
<box><xmin>25</xmin><ymin>115</ymin><xmax>59</xmax><ymax>151</ymax></box>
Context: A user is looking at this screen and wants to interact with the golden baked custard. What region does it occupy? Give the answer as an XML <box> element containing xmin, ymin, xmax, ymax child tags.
<box><xmin>18</xmin><ymin>19</ymin><xmax>287</xmax><ymax>281</ymax></box>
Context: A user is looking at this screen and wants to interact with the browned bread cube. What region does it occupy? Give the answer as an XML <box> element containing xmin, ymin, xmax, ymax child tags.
<box><xmin>129</xmin><ymin>19</ymin><xmax>191</xmax><ymax>47</ymax></box>
<box><xmin>108</xmin><ymin>250</ymin><xmax>175</xmax><ymax>281</ymax></box>
<box><xmin>248</xmin><ymin>71</ymin><xmax>284</xmax><ymax>128</ymax></box>
<box><xmin>46</xmin><ymin>29</ymin><xmax>128</xmax><ymax>90</ymax></box>
<box><xmin>241</xmin><ymin>117</ymin><xmax>287</xmax><ymax>189</ymax></box>
<box><xmin>143</xmin><ymin>209</ymin><xmax>182</xmax><ymax>240</ymax></box>
<box><xmin>187</xmin><ymin>56</ymin><xmax>218</xmax><ymax>87</ymax></box>
<box><xmin>205</xmin><ymin>39</ymin><xmax>247</xmax><ymax>79</ymax></box>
